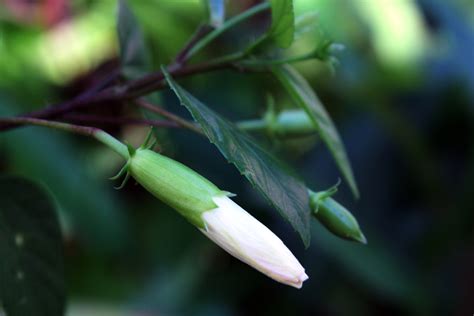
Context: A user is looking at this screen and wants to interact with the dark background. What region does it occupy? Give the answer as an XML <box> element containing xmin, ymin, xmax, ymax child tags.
<box><xmin>0</xmin><ymin>0</ymin><xmax>473</xmax><ymax>315</ymax></box>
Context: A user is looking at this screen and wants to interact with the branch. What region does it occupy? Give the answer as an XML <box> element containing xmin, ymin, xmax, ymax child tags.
<box><xmin>136</xmin><ymin>100</ymin><xmax>203</xmax><ymax>135</ymax></box>
<box><xmin>0</xmin><ymin>117</ymin><xmax>130</xmax><ymax>159</ymax></box>
<box><xmin>0</xmin><ymin>117</ymin><xmax>98</xmax><ymax>136</ymax></box>
<box><xmin>174</xmin><ymin>24</ymin><xmax>214</xmax><ymax>65</ymax></box>
<box><xmin>0</xmin><ymin>3</ymin><xmax>270</xmax><ymax>133</ymax></box>
<box><xmin>62</xmin><ymin>114</ymin><xmax>179</xmax><ymax>129</ymax></box>
<box><xmin>0</xmin><ymin>59</ymin><xmax>235</xmax><ymax>132</ymax></box>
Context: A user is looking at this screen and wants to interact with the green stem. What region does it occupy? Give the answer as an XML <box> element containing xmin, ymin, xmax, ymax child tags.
<box><xmin>237</xmin><ymin>119</ymin><xmax>268</xmax><ymax>131</ymax></box>
<box><xmin>185</xmin><ymin>2</ymin><xmax>270</xmax><ymax>60</ymax></box>
<box><xmin>0</xmin><ymin>117</ymin><xmax>129</xmax><ymax>160</ymax></box>
<box><xmin>203</xmin><ymin>34</ymin><xmax>270</xmax><ymax>67</ymax></box>
<box><xmin>239</xmin><ymin>51</ymin><xmax>317</xmax><ymax>67</ymax></box>
<box><xmin>94</xmin><ymin>130</ymin><xmax>129</xmax><ymax>160</ymax></box>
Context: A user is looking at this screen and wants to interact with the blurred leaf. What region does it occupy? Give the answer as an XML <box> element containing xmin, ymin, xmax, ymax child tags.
<box><xmin>0</xmin><ymin>100</ymin><xmax>129</xmax><ymax>252</ymax></box>
<box><xmin>117</xmin><ymin>0</ymin><xmax>164</xmax><ymax>133</ymax></box>
<box><xmin>117</xmin><ymin>0</ymin><xmax>151</xmax><ymax>79</ymax></box>
<box><xmin>0</xmin><ymin>176</ymin><xmax>65</xmax><ymax>316</ymax></box>
<box><xmin>272</xmin><ymin>64</ymin><xmax>359</xmax><ymax>198</ymax></box>
<box><xmin>312</xmin><ymin>225</ymin><xmax>430</xmax><ymax>312</ymax></box>
<box><xmin>4</xmin><ymin>129</ymin><xmax>129</xmax><ymax>251</ymax></box>
<box><xmin>207</xmin><ymin>0</ymin><xmax>226</xmax><ymax>28</ymax></box>
<box><xmin>164</xmin><ymin>72</ymin><xmax>311</xmax><ymax>247</ymax></box>
<box><xmin>269</xmin><ymin>0</ymin><xmax>295</xmax><ymax>48</ymax></box>
<box><xmin>294</xmin><ymin>11</ymin><xmax>319</xmax><ymax>41</ymax></box>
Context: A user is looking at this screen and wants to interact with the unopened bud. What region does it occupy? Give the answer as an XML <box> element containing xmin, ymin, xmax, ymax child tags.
<box><xmin>309</xmin><ymin>189</ymin><xmax>367</xmax><ymax>244</ymax></box>
<box><xmin>268</xmin><ymin>110</ymin><xmax>316</xmax><ymax>137</ymax></box>
<box><xmin>126</xmin><ymin>147</ymin><xmax>308</xmax><ymax>288</ymax></box>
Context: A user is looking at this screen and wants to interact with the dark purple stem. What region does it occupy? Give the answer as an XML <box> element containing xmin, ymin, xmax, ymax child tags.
<box><xmin>62</xmin><ymin>114</ymin><xmax>179</xmax><ymax>128</ymax></box>
<box><xmin>174</xmin><ymin>24</ymin><xmax>214</xmax><ymax>65</ymax></box>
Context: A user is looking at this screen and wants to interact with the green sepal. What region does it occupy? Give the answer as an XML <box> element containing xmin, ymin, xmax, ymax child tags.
<box><xmin>114</xmin><ymin>171</ymin><xmax>131</xmax><ymax>190</ymax></box>
<box><xmin>109</xmin><ymin>161</ymin><xmax>130</xmax><ymax>180</ymax></box>
<box><xmin>140</xmin><ymin>128</ymin><xmax>155</xmax><ymax>149</ymax></box>
<box><xmin>139</xmin><ymin>128</ymin><xmax>159</xmax><ymax>150</ymax></box>
<box><xmin>309</xmin><ymin>186</ymin><xmax>367</xmax><ymax>244</ymax></box>
<box><xmin>126</xmin><ymin>143</ymin><xmax>136</xmax><ymax>156</ymax></box>
<box><xmin>312</xmin><ymin>179</ymin><xmax>340</xmax><ymax>205</ymax></box>
<box><xmin>128</xmin><ymin>148</ymin><xmax>223</xmax><ymax>228</ymax></box>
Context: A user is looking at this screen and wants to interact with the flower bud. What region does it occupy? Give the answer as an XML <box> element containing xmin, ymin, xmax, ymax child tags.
<box><xmin>268</xmin><ymin>110</ymin><xmax>316</xmax><ymax>137</ymax></box>
<box><xmin>127</xmin><ymin>148</ymin><xmax>308</xmax><ymax>288</ymax></box>
<box><xmin>201</xmin><ymin>195</ymin><xmax>308</xmax><ymax>288</ymax></box>
<box><xmin>309</xmin><ymin>190</ymin><xmax>367</xmax><ymax>244</ymax></box>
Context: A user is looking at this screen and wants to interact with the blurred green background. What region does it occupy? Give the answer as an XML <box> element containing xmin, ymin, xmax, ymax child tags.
<box><xmin>1</xmin><ymin>0</ymin><xmax>473</xmax><ymax>315</ymax></box>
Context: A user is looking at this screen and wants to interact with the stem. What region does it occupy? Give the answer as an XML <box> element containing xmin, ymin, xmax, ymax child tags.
<box><xmin>238</xmin><ymin>51</ymin><xmax>317</xmax><ymax>67</ymax></box>
<box><xmin>184</xmin><ymin>2</ymin><xmax>270</xmax><ymax>60</ymax></box>
<box><xmin>94</xmin><ymin>130</ymin><xmax>129</xmax><ymax>159</ymax></box>
<box><xmin>201</xmin><ymin>34</ymin><xmax>269</xmax><ymax>67</ymax></box>
<box><xmin>0</xmin><ymin>117</ymin><xmax>129</xmax><ymax>160</ymax></box>
<box><xmin>174</xmin><ymin>24</ymin><xmax>214</xmax><ymax>65</ymax></box>
<box><xmin>136</xmin><ymin>100</ymin><xmax>203</xmax><ymax>135</ymax></box>
<box><xmin>0</xmin><ymin>58</ymin><xmax>233</xmax><ymax>133</ymax></box>
<box><xmin>237</xmin><ymin>119</ymin><xmax>267</xmax><ymax>131</ymax></box>
<box><xmin>74</xmin><ymin>69</ymin><xmax>120</xmax><ymax>102</ymax></box>
<box><xmin>0</xmin><ymin>6</ymin><xmax>269</xmax><ymax>134</ymax></box>
<box><xmin>0</xmin><ymin>117</ymin><xmax>97</xmax><ymax>136</ymax></box>
<box><xmin>62</xmin><ymin>114</ymin><xmax>179</xmax><ymax>128</ymax></box>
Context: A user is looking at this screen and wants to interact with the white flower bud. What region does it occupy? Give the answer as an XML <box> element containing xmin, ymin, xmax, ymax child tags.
<box><xmin>126</xmin><ymin>148</ymin><xmax>308</xmax><ymax>288</ymax></box>
<box><xmin>201</xmin><ymin>195</ymin><xmax>309</xmax><ymax>289</ymax></box>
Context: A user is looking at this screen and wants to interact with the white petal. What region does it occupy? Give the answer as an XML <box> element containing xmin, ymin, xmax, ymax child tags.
<box><xmin>200</xmin><ymin>195</ymin><xmax>308</xmax><ymax>288</ymax></box>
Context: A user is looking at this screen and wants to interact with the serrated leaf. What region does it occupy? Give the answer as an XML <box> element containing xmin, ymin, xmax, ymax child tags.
<box><xmin>117</xmin><ymin>0</ymin><xmax>150</xmax><ymax>79</ymax></box>
<box><xmin>164</xmin><ymin>72</ymin><xmax>311</xmax><ymax>247</ymax></box>
<box><xmin>272</xmin><ymin>64</ymin><xmax>359</xmax><ymax>198</ymax></box>
<box><xmin>0</xmin><ymin>176</ymin><xmax>65</xmax><ymax>316</ymax></box>
<box><xmin>207</xmin><ymin>0</ymin><xmax>225</xmax><ymax>28</ymax></box>
<box><xmin>269</xmin><ymin>0</ymin><xmax>295</xmax><ymax>48</ymax></box>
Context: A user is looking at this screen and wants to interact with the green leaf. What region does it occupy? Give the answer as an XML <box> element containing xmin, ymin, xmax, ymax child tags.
<box><xmin>272</xmin><ymin>64</ymin><xmax>359</xmax><ymax>198</ymax></box>
<box><xmin>312</xmin><ymin>226</ymin><xmax>429</xmax><ymax>311</ymax></box>
<box><xmin>206</xmin><ymin>0</ymin><xmax>225</xmax><ymax>28</ymax></box>
<box><xmin>117</xmin><ymin>0</ymin><xmax>151</xmax><ymax>79</ymax></box>
<box><xmin>163</xmin><ymin>71</ymin><xmax>311</xmax><ymax>247</ymax></box>
<box><xmin>269</xmin><ymin>0</ymin><xmax>295</xmax><ymax>48</ymax></box>
<box><xmin>0</xmin><ymin>176</ymin><xmax>65</xmax><ymax>316</ymax></box>
<box><xmin>294</xmin><ymin>11</ymin><xmax>319</xmax><ymax>41</ymax></box>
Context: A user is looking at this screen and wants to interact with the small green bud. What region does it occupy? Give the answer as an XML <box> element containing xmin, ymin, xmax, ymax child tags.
<box><xmin>309</xmin><ymin>190</ymin><xmax>367</xmax><ymax>244</ymax></box>
<box><xmin>128</xmin><ymin>148</ymin><xmax>223</xmax><ymax>228</ymax></box>
<box><xmin>268</xmin><ymin>110</ymin><xmax>317</xmax><ymax>137</ymax></box>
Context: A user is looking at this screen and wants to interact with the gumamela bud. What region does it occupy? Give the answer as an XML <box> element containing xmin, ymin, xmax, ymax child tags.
<box><xmin>128</xmin><ymin>148</ymin><xmax>308</xmax><ymax>288</ymax></box>
<box><xmin>268</xmin><ymin>110</ymin><xmax>316</xmax><ymax>137</ymax></box>
<box><xmin>309</xmin><ymin>190</ymin><xmax>367</xmax><ymax>244</ymax></box>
